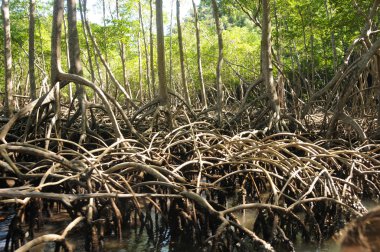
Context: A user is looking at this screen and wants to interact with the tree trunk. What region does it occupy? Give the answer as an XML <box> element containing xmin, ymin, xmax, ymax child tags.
<box><xmin>67</xmin><ymin>0</ymin><xmax>82</xmax><ymax>76</ymax></box>
<box><xmin>150</xmin><ymin>0</ymin><xmax>156</xmax><ymax>95</ymax></box>
<box><xmin>116</xmin><ymin>0</ymin><xmax>132</xmax><ymax>100</ymax></box>
<box><xmin>156</xmin><ymin>0</ymin><xmax>169</xmax><ymax>105</ymax></box>
<box><xmin>192</xmin><ymin>0</ymin><xmax>207</xmax><ymax>108</ymax></box>
<box><xmin>78</xmin><ymin>0</ymin><xmax>95</xmax><ymax>85</ymax></box>
<box><xmin>211</xmin><ymin>0</ymin><xmax>224</xmax><ymax>125</ymax></box>
<box><xmin>29</xmin><ymin>0</ymin><xmax>36</xmax><ymax>100</ymax></box>
<box><xmin>324</xmin><ymin>0</ymin><xmax>338</xmax><ymax>70</ymax></box>
<box><xmin>176</xmin><ymin>0</ymin><xmax>191</xmax><ymax>106</ymax></box>
<box><xmin>138</xmin><ymin>31</ymin><xmax>143</xmax><ymax>102</ymax></box>
<box><xmin>51</xmin><ymin>0</ymin><xmax>64</xmax><ymax>84</ymax></box>
<box><xmin>102</xmin><ymin>0</ymin><xmax>109</xmax><ymax>94</ymax></box>
<box><xmin>262</xmin><ymin>0</ymin><xmax>280</xmax><ymax>130</ymax></box>
<box><xmin>63</xmin><ymin>17</ymin><xmax>73</xmax><ymax>102</ymax></box>
<box><xmin>169</xmin><ymin>0</ymin><xmax>174</xmax><ymax>91</ymax></box>
<box><xmin>82</xmin><ymin>14</ymin><xmax>134</xmax><ymax>106</ymax></box>
<box><xmin>139</xmin><ymin>0</ymin><xmax>152</xmax><ymax>100</ymax></box>
<box><xmin>67</xmin><ymin>0</ymin><xmax>87</xmax><ymax>143</ymax></box>
<box><xmin>376</xmin><ymin>54</ymin><xmax>380</xmax><ymax>132</ymax></box>
<box><xmin>273</xmin><ymin>0</ymin><xmax>285</xmax><ymax>110</ymax></box>
<box><xmin>2</xmin><ymin>0</ymin><xmax>14</xmax><ymax>117</ymax></box>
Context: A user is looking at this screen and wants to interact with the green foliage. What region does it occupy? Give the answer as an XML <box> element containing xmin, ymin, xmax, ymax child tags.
<box><xmin>0</xmin><ymin>0</ymin><xmax>376</xmax><ymax>103</ymax></box>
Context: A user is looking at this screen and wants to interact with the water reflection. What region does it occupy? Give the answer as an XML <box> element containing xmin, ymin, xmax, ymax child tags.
<box><xmin>1</xmin><ymin>202</ymin><xmax>380</xmax><ymax>251</ymax></box>
<box><xmin>0</xmin><ymin>211</ymin><xmax>14</xmax><ymax>250</ymax></box>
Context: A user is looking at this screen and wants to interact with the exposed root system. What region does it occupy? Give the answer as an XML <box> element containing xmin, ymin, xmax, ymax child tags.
<box><xmin>1</xmin><ymin>109</ymin><xmax>379</xmax><ymax>252</ymax></box>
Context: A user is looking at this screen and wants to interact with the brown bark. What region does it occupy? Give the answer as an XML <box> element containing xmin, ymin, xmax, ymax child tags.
<box><xmin>211</xmin><ymin>0</ymin><xmax>224</xmax><ymax>125</ymax></box>
<box><xmin>67</xmin><ymin>0</ymin><xmax>82</xmax><ymax>76</ymax></box>
<box><xmin>63</xmin><ymin>17</ymin><xmax>72</xmax><ymax>102</ymax></box>
<box><xmin>67</xmin><ymin>0</ymin><xmax>87</xmax><ymax>143</ymax></box>
<box><xmin>138</xmin><ymin>31</ymin><xmax>143</xmax><ymax>102</ymax></box>
<box><xmin>2</xmin><ymin>0</ymin><xmax>14</xmax><ymax>117</ymax></box>
<box><xmin>150</xmin><ymin>0</ymin><xmax>156</xmax><ymax>95</ymax></box>
<box><xmin>324</xmin><ymin>0</ymin><xmax>338</xmax><ymax>70</ymax></box>
<box><xmin>102</xmin><ymin>0</ymin><xmax>109</xmax><ymax>94</ymax></box>
<box><xmin>169</xmin><ymin>0</ymin><xmax>174</xmax><ymax>90</ymax></box>
<box><xmin>176</xmin><ymin>0</ymin><xmax>191</xmax><ymax>106</ymax></box>
<box><xmin>138</xmin><ymin>0</ymin><xmax>152</xmax><ymax>100</ymax></box>
<box><xmin>262</xmin><ymin>0</ymin><xmax>280</xmax><ymax>130</ymax></box>
<box><xmin>51</xmin><ymin>0</ymin><xmax>64</xmax><ymax>84</ymax></box>
<box><xmin>377</xmin><ymin>54</ymin><xmax>380</xmax><ymax>130</ymax></box>
<box><xmin>29</xmin><ymin>0</ymin><xmax>36</xmax><ymax>100</ymax></box>
<box><xmin>78</xmin><ymin>0</ymin><xmax>95</xmax><ymax>83</ymax></box>
<box><xmin>51</xmin><ymin>0</ymin><xmax>125</xmax><ymax>141</ymax></box>
<box><xmin>116</xmin><ymin>0</ymin><xmax>132</xmax><ymax>99</ymax></box>
<box><xmin>82</xmin><ymin>14</ymin><xmax>135</xmax><ymax>107</ymax></box>
<box><xmin>156</xmin><ymin>0</ymin><xmax>169</xmax><ymax>104</ymax></box>
<box><xmin>192</xmin><ymin>0</ymin><xmax>207</xmax><ymax>108</ymax></box>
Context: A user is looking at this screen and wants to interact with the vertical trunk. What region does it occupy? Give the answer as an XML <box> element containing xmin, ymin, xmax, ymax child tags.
<box><xmin>51</xmin><ymin>0</ymin><xmax>64</xmax><ymax>83</ymax></box>
<box><xmin>156</xmin><ymin>0</ymin><xmax>169</xmax><ymax>104</ymax></box>
<box><xmin>102</xmin><ymin>0</ymin><xmax>109</xmax><ymax>93</ymax></box>
<box><xmin>169</xmin><ymin>0</ymin><xmax>174</xmax><ymax>90</ymax></box>
<box><xmin>83</xmin><ymin>14</ymin><xmax>133</xmax><ymax>104</ymax></box>
<box><xmin>150</xmin><ymin>0</ymin><xmax>156</xmax><ymax>95</ymax></box>
<box><xmin>63</xmin><ymin>17</ymin><xmax>73</xmax><ymax>102</ymax></box>
<box><xmin>324</xmin><ymin>0</ymin><xmax>337</xmax><ymax>70</ymax></box>
<box><xmin>29</xmin><ymin>0</ymin><xmax>36</xmax><ymax>100</ymax></box>
<box><xmin>116</xmin><ymin>0</ymin><xmax>132</xmax><ymax>100</ymax></box>
<box><xmin>79</xmin><ymin>0</ymin><xmax>97</xmax><ymax>105</ymax></box>
<box><xmin>192</xmin><ymin>0</ymin><xmax>207</xmax><ymax>108</ymax></box>
<box><xmin>273</xmin><ymin>0</ymin><xmax>285</xmax><ymax>110</ymax></box>
<box><xmin>176</xmin><ymin>0</ymin><xmax>191</xmax><ymax>106</ymax></box>
<box><xmin>138</xmin><ymin>1</ymin><xmax>152</xmax><ymax>99</ymax></box>
<box><xmin>262</xmin><ymin>0</ymin><xmax>280</xmax><ymax>130</ymax></box>
<box><xmin>211</xmin><ymin>0</ymin><xmax>224</xmax><ymax>125</ymax></box>
<box><xmin>67</xmin><ymin>0</ymin><xmax>87</xmax><ymax>143</ymax></box>
<box><xmin>78</xmin><ymin>0</ymin><xmax>95</xmax><ymax>82</ymax></box>
<box><xmin>2</xmin><ymin>0</ymin><xmax>14</xmax><ymax>117</ymax></box>
<box><xmin>67</xmin><ymin>0</ymin><xmax>82</xmax><ymax>76</ymax></box>
<box><xmin>138</xmin><ymin>31</ymin><xmax>143</xmax><ymax>102</ymax></box>
<box><xmin>377</xmin><ymin>55</ymin><xmax>380</xmax><ymax>131</ymax></box>
<box><xmin>310</xmin><ymin>33</ymin><xmax>315</xmax><ymax>90</ymax></box>
<box><xmin>49</xmin><ymin>0</ymin><xmax>64</xmax><ymax>151</ymax></box>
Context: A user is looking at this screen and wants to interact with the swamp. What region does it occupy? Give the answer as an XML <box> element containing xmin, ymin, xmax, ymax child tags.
<box><xmin>0</xmin><ymin>0</ymin><xmax>380</xmax><ymax>251</ymax></box>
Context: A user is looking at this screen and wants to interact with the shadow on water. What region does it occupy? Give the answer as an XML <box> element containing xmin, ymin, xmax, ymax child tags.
<box><xmin>103</xmin><ymin>226</ymin><xmax>198</xmax><ymax>252</ymax></box>
<box><xmin>0</xmin><ymin>209</ymin><xmax>200</xmax><ymax>252</ymax></box>
<box><xmin>0</xmin><ymin>211</ymin><xmax>15</xmax><ymax>250</ymax></box>
<box><xmin>1</xmin><ymin>201</ymin><xmax>379</xmax><ymax>252</ymax></box>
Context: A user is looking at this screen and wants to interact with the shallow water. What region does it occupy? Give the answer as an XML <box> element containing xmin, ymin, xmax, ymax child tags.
<box><xmin>0</xmin><ymin>208</ymin><xmax>341</xmax><ymax>252</ymax></box>
<box><xmin>0</xmin><ymin>207</ymin><xmax>367</xmax><ymax>252</ymax></box>
<box><xmin>0</xmin><ymin>211</ymin><xmax>14</xmax><ymax>250</ymax></box>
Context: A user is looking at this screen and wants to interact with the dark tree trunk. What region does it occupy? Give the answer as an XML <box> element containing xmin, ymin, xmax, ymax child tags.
<box><xmin>67</xmin><ymin>0</ymin><xmax>87</xmax><ymax>142</ymax></box>
<box><xmin>2</xmin><ymin>0</ymin><xmax>14</xmax><ymax>117</ymax></box>
<box><xmin>150</xmin><ymin>0</ymin><xmax>156</xmax><ymax>95</ymax></box>
<box><xmin>29</xmin><ymin>0</ymin><xmax>36</xmax><ymax>100</ymax></box>
<box><xmin>156</xmin><ymin>0</ymin><xmax>169</xmax><ymax>105</ymax></box>
<box><xmin>78</xmin><ymin>0</ymin><xmax>95</xmax><ymax>82</ymax></box>
<box><xmin>192</xmin><ymin>0</ymin><xmax>207</xmax><ymax>108</ymax></box>
<box><xmin>176</xmin><ymin>0</ymin><xmax>191</xmax><ymax>106</ymax></box>
<box><xmin>262</xmin><ymin>0</ymin><xmax>281</xmax><ymax>130</ymax></box>
<box><xmin>139</xmin><ymin>0</ymin><xmax>152</xmax><ymax>100</ymax></box>
<box><xmin>211</xmin><ymin>0</ymin><xmax>224</xmax><ymax>125</ymax></box>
